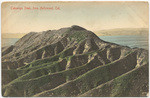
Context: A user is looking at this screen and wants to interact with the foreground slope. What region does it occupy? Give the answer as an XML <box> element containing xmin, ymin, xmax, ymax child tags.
<box><xmin>2</xmin><ymin>25</ymin><xmax>148</xmax><ymax>97</ymax></box>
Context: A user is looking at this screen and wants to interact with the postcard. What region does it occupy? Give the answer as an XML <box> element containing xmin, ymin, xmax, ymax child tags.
<box><xmin>1</xmin><ymin>1</ymin><xmax>149</xmax><ymax>97</ymax></box>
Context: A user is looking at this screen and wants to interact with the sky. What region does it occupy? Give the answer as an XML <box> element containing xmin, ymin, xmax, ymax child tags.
<box><xmin>1</xmin><ymin>1</ymin><xmax>149</xmax><ymax>34</ymax></box>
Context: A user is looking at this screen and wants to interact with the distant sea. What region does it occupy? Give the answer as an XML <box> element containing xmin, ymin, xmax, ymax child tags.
<box><xmin>2</xmin><ymin>38</ymin><xmax>19</xmax><ymax>47</ymax></box>
<box><xmin>2</xmin><ymin>35</ymin><xmax>148</xmax><ymax>50</ymax></box>
<box><xmin>99</xmin><ymin>35</ymin><xmax>148</xmax><ymax>50</ymax></box>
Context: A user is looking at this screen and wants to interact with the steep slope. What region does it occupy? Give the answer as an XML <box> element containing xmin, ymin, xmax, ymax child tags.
<box><xmin>80</xmin><ymin>63</ymin><xmax>148</xmax><ymax>97</ymax></box>
<box><xmin>2</xmin><ymin>25</ymin><xmax>148</xmax><ymax>97</ymax></box>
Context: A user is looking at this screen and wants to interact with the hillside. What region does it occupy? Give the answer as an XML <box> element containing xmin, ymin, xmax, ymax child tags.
<box><xmin>2</xmin><ymin>25</ymin><xmax>148</xmax><ymax>97</ymax></box>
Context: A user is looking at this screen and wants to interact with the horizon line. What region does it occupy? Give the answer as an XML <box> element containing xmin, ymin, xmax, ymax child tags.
<box><xmin>2</xmin><ymin>27</ymin><xmax>149</xmax><ymax>34</ymax></box>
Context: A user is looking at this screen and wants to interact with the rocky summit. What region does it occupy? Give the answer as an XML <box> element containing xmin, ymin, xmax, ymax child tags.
<box><xmin>2</xmin><ymin>25</ymin><xmax>149</xmax><ymax>97</ymax></box>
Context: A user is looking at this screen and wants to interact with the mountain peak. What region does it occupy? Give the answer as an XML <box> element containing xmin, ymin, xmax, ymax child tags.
<box><xmin>71</xmin><ymin>25</ymin><xmax>86</xmax><ymax>30</ymax></box>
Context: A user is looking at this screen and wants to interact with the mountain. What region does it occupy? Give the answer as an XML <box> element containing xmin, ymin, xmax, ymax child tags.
<box><xmin>94</xmin><ymin>28</ymin><xmax>148</xmax><ymax>36</ymax></box>
<box><xmin>2</xmin><ymin>25</ymin><xmax>148</xmax><ymax>97</ymax></box>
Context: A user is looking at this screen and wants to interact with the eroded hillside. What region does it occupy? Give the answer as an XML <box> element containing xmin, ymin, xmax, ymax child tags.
<box><xmin>2</xmin><ymin>25</ymin><xmax>149</xmax><ymax>97</ymax></box>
